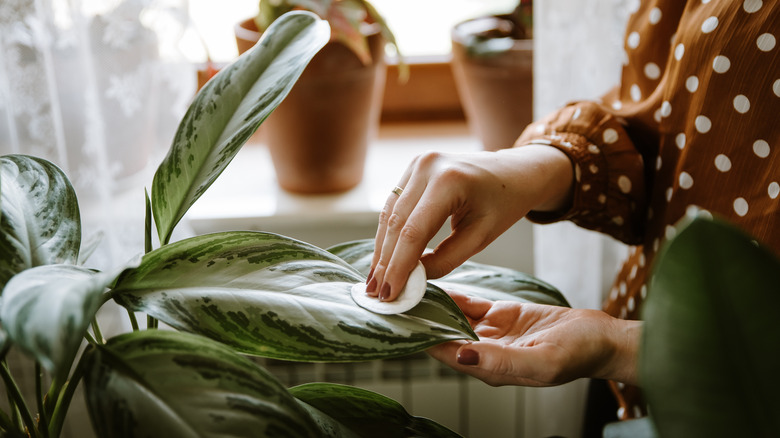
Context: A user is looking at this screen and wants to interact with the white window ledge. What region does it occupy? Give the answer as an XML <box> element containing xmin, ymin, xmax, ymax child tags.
<box><xmin>185</xmin><ymin>120</ymin><xmax>534</xmax><ymax>273</ymax></box>
<box><xmin>186</xmin><ymin>121</ymin><xmax>480</xmax><ymax>232</ymax></box>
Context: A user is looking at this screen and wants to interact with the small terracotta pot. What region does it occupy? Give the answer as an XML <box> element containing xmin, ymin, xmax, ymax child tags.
<box><xmin>235</xmin><ymin>18</ymin><xmax>385</xmax><ymax>194</ymax></box>
<box><xmin>451</xmin><ymin>16</ymin><xmax>533</xmax><ymax>152</ymax></box>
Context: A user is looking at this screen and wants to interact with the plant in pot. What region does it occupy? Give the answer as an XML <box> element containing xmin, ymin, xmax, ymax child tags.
<box><xmin>451</xmin><ymin>0</ymin><xmax>534</xmax><ymax>152</ymax></box>
<box><xmin>235</xmin><ymin>0</ymin><xmax>403</xmax><ymax>194</ymax></box>
<box><xmin>0</xmin><ymin>11</ymin><xmax>567</xmax><ymax>437</ymax></box>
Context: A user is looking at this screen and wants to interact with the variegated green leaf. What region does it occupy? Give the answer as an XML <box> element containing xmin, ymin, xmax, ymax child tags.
<box><xmin>112</xmin><ymin>231</ymin><xmax>476</xmax><ymax>362</ymax></box>
<box><xmin>78</xmin><ymin>231</ymin><xmax>104</xmax><ymax>266</ymax></box>
<box><xmin>292</xmin><ymin>396</ymin><xmax>361</xmax><ymax>438</ymax></box>
<box><xmin>151</xmin><ymin>11</ymin><xmax>329</xmax><ymax>245</ymax></box>
<box><xmin>0</xmin><ymin>155</ymin><xmax>80</xmax><ymax>290</ymax></box>
<box><xmin>328</xmin><ymin>239</ymin><xmax>569</xmax><ymax>307</ymax></box>
<box><xmin>84</xmin><ymin>330</ymin><xmax>320</xmax><ymax>438</ymax></box>
<box><xmin>0</xmin><ymin>264</ymin><xmax>116</xmax><ymax>380</ymax></box>
<box><xmin>291</xmin><ymin>382</ymin><xmax>461</xmax><ymax>438</ymax></box>
<box><xmin>434</xmin><ymin>263</ymin><xmax>569</xmax><ymax>307</ymax></box>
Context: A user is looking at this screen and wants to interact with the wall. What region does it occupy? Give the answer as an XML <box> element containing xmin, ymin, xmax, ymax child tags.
<box><xmin>526</xmin><ymin>0</ymin><xmax>634</xmax><ymax>437</ymax></box>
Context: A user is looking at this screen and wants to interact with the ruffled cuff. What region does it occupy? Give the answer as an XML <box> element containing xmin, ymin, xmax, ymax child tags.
<box><xmin>518</xmin><ymin>102</ymin><xmax>647</xmax><ymax>244</ymax></box>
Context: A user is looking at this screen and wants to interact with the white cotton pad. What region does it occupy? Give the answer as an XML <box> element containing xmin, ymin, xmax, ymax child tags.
<box><xmin>350</xmin><ymin>261</ymin><xmax>427</xmax><ymax>315</ymax></box>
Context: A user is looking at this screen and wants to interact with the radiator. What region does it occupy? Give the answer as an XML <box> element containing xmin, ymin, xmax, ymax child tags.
<box><xmin>257</xmin><ymin>353</ymin><xmax>528</xmax><ymax>437</ymax></box>
<box><xmin>1</xmin><ymin>350</ymin><xmax>527</xmax><ymax>437</ymax></box>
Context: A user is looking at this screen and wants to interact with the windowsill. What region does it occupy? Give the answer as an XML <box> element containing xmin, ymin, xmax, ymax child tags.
<box><xmin>199</xmin><ymin>56</ymin><xmax>465</xmax><ymax>122</ymax></box>
<box><xmin>184</xmin><ymin>118</ymin><xmax>534</xmax><ymax>274</ymax></box>
<box><xmin>185</xmin><ymin>120</ymin><xmax>482</xmax><ymax>234</ymax></box>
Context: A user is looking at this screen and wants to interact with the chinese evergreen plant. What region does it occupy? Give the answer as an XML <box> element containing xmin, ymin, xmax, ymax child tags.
<box><xmin>0</xmin><ymin>11</ymin><xmax>566</xmax><ymax>438</ymax></box>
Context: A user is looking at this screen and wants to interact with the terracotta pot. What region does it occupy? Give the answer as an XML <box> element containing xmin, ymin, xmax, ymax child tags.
<box><xmin>235</xmin><ymin>18</ymin><xmax>386</xmax><ymax>194</ymax></box>
<box><xmin>451</xmin><ymin>16</ymin><xmax>533</xmax><ymax>152</ymax></box>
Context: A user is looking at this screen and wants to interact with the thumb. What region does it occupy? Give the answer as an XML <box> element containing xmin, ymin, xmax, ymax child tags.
<box><xmin>455</xmin><ymin>342</ymin><xmax>558</xmax><ymax>387</ymax></box>
<box><xmin>456</xmin><ymin>342</ymin><xmax>513</xmax><ymax>371</ymax></box>
<box><xmin>422</xmin><ymin>226</ymin><xmax>495</xmax><ymax>279</ymax></box>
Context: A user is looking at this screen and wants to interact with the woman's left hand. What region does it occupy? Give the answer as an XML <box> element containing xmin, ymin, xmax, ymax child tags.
<box><xmin>428</xmin><ymin>292</ymin><xmax>642</xmax><ymax>387</ymax></box>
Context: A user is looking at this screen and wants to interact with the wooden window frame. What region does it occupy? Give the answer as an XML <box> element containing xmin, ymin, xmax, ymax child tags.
<box><xmin>198</xmin><ymin>55</ymin><xmax>466</xmax><ymax>123</ymax></box>
<box><xmin>381</xmin><ymin>55</ymin><xmax>465</xmax><ymax>122</ymax></box>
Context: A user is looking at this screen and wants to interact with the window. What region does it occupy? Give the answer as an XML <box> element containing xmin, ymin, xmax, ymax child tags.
<box><xmin>371</xmin><ymin>0</ymin><xmax>518</xmax><ymax>57</ymax></box>
<box><xmin>188</xmin><ymin>0</ymin><xmax>517</xmax><ymax>61</ymax></box>
<box><xmin>187</xmin><ymin>0</ymin><xmax>519</xmax><ymax>120</ymax></box>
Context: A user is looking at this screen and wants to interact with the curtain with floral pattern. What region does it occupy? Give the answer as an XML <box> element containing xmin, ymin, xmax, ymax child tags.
<box><xmin>0</xmin><ymin>0</ymin><xmax>196</xmax><ymax>271</ymax></box>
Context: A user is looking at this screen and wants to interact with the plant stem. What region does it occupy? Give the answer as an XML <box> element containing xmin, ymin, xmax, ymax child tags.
<box><xmin>83</xmin><ymin>331</ymin><xmax>97</xmax><ymax>346</ymax></box>
<box><xmin>43</xmin><ymin>374</ymin><xmax>64</xmax><ymax>428</ymax></box>
<box><xmin>47</xmin><ymin>350</ymin><xmax>90</xmax><ymax>438</ymax></box>
<box><xmin>2</xmin><ymin>366</ymin><xmax>22</xmax><ymax>430</ymax></box>
<box><xmin>35</xmin><ymin>363</ymin><xmax>49</xmax><ymax>437</ymax></box>
<box><xmin>0</xmin><ymin>361</ymin><xmax>39</xmax><ymax>438</ymax></box>
<box><xmin>0</xmin><ymin>407</ymin><xmax>19</xmax><ymax>436</ymax></box>
<box><xmin>144</xmin><ymin>188</ymin><xmax>153</xmax><ymax>253</ymax></box>
<box><xmin>126</xmin><ymin>309</ymin><xmax>140</xmax><ymax>331</ymax></box>
<box><xmin>147</xmin><ymin>315</ymin><xmax>158</xmax><ymax>329</ymax></box>
<box><xmin>0</xmin><ymin>339</ymin><xmax>10</xmax><ymax>362</ymax></box>
<box><xmin>90</xmin><ymin>319</ymin><xmax>105</xmax><ymax>345</ymax></box>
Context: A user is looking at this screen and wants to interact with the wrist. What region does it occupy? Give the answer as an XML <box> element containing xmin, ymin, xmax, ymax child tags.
<box><xmin>497</xmin><ymin>145</ymin><xmax>574</xmax><ymax>213</ymax></box>
<box><xmin>599</xmin><ymin>318</ymin><xmax>643</xmax><ymax>385</ymax></box>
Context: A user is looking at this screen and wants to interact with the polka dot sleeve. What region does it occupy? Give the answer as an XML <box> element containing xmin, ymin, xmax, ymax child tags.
<box><xmin>518</xmin><ymin>101</ymin><xmax>648</xmax><ymax>245</ymax></box>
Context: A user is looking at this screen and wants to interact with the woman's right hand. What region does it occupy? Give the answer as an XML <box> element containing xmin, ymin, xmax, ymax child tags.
<box><xmin>366</xmin><ymin>145</ymin><xmax>574</xmax><ymax>302</ymax></box>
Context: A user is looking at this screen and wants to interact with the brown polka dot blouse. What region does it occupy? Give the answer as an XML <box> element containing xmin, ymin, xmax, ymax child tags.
<box><xmin>517</xmin><ymin>0</ymin><xmax>778</xmax><ymax>419</ymax></box>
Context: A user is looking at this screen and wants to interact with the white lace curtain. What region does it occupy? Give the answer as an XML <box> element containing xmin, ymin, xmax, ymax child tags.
<box><xmin>0</xmin><ymin>0</ymin><xmax>196</xmax><ymax>271</ymax></box>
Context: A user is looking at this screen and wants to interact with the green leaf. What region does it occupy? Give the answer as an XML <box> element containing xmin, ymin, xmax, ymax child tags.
<box><xmin>290</xmin><ymin>383</ymin><xmax>461</xmax><ymax>438</ymax></box>
<box><xmin>640</xmin><ymin>217</ymin><xmax>780</xmax><ymax>437</ymax></box>
<box><xmin>0</xmin><ymin>154</ymin><xmax>80</xmax><ymax>290</ymax></box>
<box><xmin>84</xmin><ymin>330</ymin><xmax>320</xmax><ymax>438</ymax></box>
<box><xmin>434</xmin><ymin>262</ymin><xmax>569</xmax><ymax>307</ymax></box>
<box><xmin>328</xmin><ymin>239</ymin><xmax>569</xmax><ymax>307</ymax></box>
<box><xmin>78</xmin><ymin>231</ymin><xmax>104</xmax><ymax>266</ymax></box>
<box><xmin>151</xmin><ymin>11</ymin><xmax>330</xmax><ymax>245</ymax></box>
<box><xmin>0</xmin><ymin>264</ymin><xmax>116</xmax><ymax>380</ymax></box>
<box><xmin>112</xmin><ymin>231</ymin><xmax>476</xmax><ymax>362</ymax></box>
<box><xmin>0</xmin><ymin>323</ymin><xmax>8</xmax><ymax>361</ymax></box>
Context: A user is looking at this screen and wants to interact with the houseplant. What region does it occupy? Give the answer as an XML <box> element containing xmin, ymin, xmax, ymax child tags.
<box><xmin>235</xmin><ymin>0</ymin><xmax>403</xmax><ymax>194</ymax></box>
<box><xmin>451</xmin><ymin>0</ymin><xmax>534</xmax><ymax>151</ymax></box>
<box><xmin>0</xmin><ymin>10</ymin><xmax>567</xmax><ymax>437</ymax></box>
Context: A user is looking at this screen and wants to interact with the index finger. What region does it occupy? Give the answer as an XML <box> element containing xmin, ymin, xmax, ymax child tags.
<box><xmin>378</xmin><ymin>183</ymin><xmax>455</xmax><ymax>301</ymax></box>
<box><xmin>370</xmin><ymin>164</ymin><xmax>415</xmax><ymax>277</ymax></box>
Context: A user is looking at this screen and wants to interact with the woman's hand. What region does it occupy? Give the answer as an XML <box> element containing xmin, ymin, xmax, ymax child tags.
<box><xmin>366</xmin><ymin>145</ymin><xmax>573</xmax><ymax>301</ymax></box>
<box><xmin>427</xmin><ymin>292</ymin><xmax>642</xmax><ymax>387</ymax></box>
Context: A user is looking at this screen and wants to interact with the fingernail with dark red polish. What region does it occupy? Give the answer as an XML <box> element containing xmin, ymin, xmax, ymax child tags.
<box><xmin>457</xmin><ymin>349</ymin><xmax>479</xmax><ymax>366</ymax></box>
<box><xmin>366</xmin><ymin>268</ymin><xmax>375</xmax><ymax>284</ymax></box>
<box><xmin>379</xmin><ymin>283</ymin><xmax>391</xmax><ymax>301</ymax></box>
<box><xmin>366</xmin><ymin>276</ymin><xmax>378</xmax><ymax>294</ymax></box>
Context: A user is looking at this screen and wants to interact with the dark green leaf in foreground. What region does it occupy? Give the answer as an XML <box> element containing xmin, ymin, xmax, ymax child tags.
<box><xmin>328</xmin><ymin>239</ymin><xmax>569</xmax><ymax>307</ymax></box>
<box><xmin>0</xmin><ymin>154</ymin><xmax>80</xmax><ymax>290</ymax></box>
<box><xmin>0</xmin><ymin>323</ymin><xmax>8</xmax><ymax>361</ymax></box>
<box><xmin>151</xmin><ymin>11</ymin><xmax>330</xmax><ymax>245</ymax></box>
<box><xmin>291</xmin><ymin>383</ymin><xmax>461</xmax><ymax>438</ymax></box>
<box><xmin>0</xmin><ymin>265</ymin><xmax>115</xmax><ymax>380</ymax></box>
<box><xmin>641</xmin><ymin>217</ymin><xmax>780</xmax><ymax>437</ymax></box>
<box><xmin>84</xmin><ymin>330</ymin><xmax>319</xmax><ymax>438</ymax></box>
<box><xmin>112</xmin><ymin>232</ymin><xmax>476</xmax><ymax>362</ymax></box>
